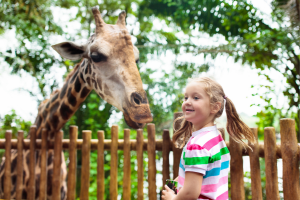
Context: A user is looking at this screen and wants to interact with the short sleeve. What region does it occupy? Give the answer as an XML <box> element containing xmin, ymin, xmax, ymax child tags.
<box><xmin>183</xmin><ymin>143</ymin><xmax>210</xmax><ymax>175</ymax></box>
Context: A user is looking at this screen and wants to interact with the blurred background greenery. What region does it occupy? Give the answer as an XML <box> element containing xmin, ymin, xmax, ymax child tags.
<box><xmin>0</xmin><ymin>0</ymin><xmax>299</xmax><ymax>199</ymax></box>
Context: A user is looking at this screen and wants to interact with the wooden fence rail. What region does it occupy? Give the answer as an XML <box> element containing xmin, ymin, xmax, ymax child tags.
<box><xmin>1</xmin><ymin>119</ymin><xmax>300</xmax><ymax>200</ymax></box>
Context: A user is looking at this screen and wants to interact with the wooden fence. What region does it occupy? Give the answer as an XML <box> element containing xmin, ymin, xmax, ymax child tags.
<box><xmin>1</xmin><ymin>118</ymin><xmax>300</xmax><ymax>200</ymax></box>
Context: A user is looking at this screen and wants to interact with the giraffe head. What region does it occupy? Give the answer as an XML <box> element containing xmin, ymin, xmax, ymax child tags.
<box><xmin>51</xmin><ymin>7</ymin><xmax>152</xmax><ymax>129</ymax></box>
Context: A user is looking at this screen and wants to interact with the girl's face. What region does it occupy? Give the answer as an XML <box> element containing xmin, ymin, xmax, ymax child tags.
<box><xmin>182</xmin><ymin>82</ymin><xmax>215</xmax><ymax>130</ymax></box>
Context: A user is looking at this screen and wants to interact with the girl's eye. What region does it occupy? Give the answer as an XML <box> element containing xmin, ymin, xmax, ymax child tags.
<box><xmin>194</xmin><ymin>97</ymin><xmax>199</xmax><ymax>100</ymax></box>
<box><xmin>184</xmin><ymin>97</ymin><xmax>188</xmax><ymax>101</ymax></box>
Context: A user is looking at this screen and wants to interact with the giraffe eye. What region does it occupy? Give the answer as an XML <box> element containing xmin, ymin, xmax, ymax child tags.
<box><xmin>91</xmin><ymin>52</ymin><xmax>107</xmax><ymax>63</ymax></box>
<box><xmin>135</xmin><ymin>59</ymin><xmax>140</xmax><ymax>64</ymax></box>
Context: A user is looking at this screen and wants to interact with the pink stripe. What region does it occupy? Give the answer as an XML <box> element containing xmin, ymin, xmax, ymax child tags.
<box><xmin>201</xmin><ymin>176</ymin><xmax>228</xmax><ymax>193</ymax></box>
<box><xmin>186</xmin><ymin>144</ymin><xmax>204</xmax><ymax>150</ymax></box>
<box><xmin>178</xmin><ymin>175</ymin><xmax>185</xmax><ymax>185</ymax></box>
<box><xmin>216</xmin><ymin>191</ymin><xmax>228</xmax><ymax>200</ymax></box>
<box><xmin>186</xmin><ymin>131</ymin><xmax>210</xmax><ymax>150</ymax></box>
<box><xmin>203</xmin><ymin>135</ymin><xmax>223</xmax><ymax>150</ymax></box>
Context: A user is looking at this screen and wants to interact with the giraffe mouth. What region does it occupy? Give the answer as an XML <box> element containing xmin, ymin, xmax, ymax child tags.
<box><xmin>123</xmin><ymin>113</ymin><xmax>145</xmax><ymax>129</ymax></box>
<box><xmin>123</xmin><ymin>107</ymin><xmax>153</xmax><ymax>129</ymax></box>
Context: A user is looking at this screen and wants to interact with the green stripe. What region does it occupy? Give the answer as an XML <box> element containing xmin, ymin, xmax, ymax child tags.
<box><xmin>184</xmin><ymin>155</ymin><xmax>210</xmax><ymax>165</ymax></box>
<box><xmin>220</xmin><ymin>147</ymin><xmax>230</xmax><ymax>155</ymax></box>
<box><xmin>183</xmin><ymin>147</ymin><xmax>230</xmax><ymax>165</ymax></box>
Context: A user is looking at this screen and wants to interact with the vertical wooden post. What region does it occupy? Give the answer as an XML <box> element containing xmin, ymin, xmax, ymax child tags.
<box><xmin>280</xmin><ymin>119</ymin><xmax>300</xmax><ymax>200</ymax></box>
<box><xmin>264</xmin><ymin>127</ymin><xmax>280</xmax><ymax>200</ymax></box>
<box><xmin>110</xmin><ymin>125</ymin><xmax>118</xmax><ymax>200</ymax></box>
<box><xmin>173</xmin><ymin>112</ymin><xmax>183</xmax><ymax>179</ymax></box>
<box><xmin>4</xmin><ymin>130</ymin><xmax>12</xmax><ymax>200</ymax></box>
<box><xmin>67</xmin><ymin>126</ymin><xmax>78</xmax><ymax>200</ymax></box>
<box><xmin>39</xmin><ymin>129</ymin><xmax>48</xmax><ymax>200</ymax></box>
<box><xmin>80</xmin><ymin>130</ymin><xmax>91</xmax><ymax>200</ymax></box>
<box><xmin>16</xmin><ymin>130</ymin><xmax>24</xmax><ymax>200</ymax></box>
<box><xmin>28</xmin><ymin>125</ymin><xmax>36</xmax><ymax>200</ymax></box>
<box><xmin>248</xmin><ymin>128</ymin><xmax>262</xmax><ymax>200</ymax></box>
<box><xmin>147</xmin><ymin>123</ymin><xmax>157</xmax><ymax>200</ymax></box>
<box><xmin>162</xmin><ymin>129</ymin><xmax>170</xmax><ymax>186</ymax></box>
<box><xmin>52</xmin><ymin>130</ymin><xmax>63</xmax><ymax>200</ymax></box>
<box><xmin>136</xmin><ymin>129</ymin><xmax>144</xmax><ymax>200</ymax></box>
<box><xmin>123</xmin><ymin>129</ymin><xmax>131</xmax><ymax>199</ymax></box>
<box><xmin>230</xmin><ymin>137</ymin><xmax>245</xmax><ymax>200</ymax></box>
<box><xmin>97</xmin><ymin>130</ymin><xmax>105</xmax><ymax>200</ymax></box>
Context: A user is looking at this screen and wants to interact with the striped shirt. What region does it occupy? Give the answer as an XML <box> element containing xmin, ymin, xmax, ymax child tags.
<box><xmin>177</xmin><ymin>126</ymin><xmax>230</xmax><ymax>200</ymax></box>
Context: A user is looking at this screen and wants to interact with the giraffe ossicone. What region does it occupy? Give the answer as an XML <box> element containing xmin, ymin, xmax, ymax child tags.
<box><xmin>0</xmin><ymin>7</ymin><xmax>152</xmax><ymax>200</ymax></box>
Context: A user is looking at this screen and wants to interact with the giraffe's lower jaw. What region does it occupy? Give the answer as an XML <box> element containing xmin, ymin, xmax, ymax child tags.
<box><xmin>123</xmin><ymin>111</ymin><xmax>153</xmax><ymax>129</ymax></box>
<box><xmin>123</xmin><ymin>113</ymin><xmax>146</xmax><ymax>129</ymax></box>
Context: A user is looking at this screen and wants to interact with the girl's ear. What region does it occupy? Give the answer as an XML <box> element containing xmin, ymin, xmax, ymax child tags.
<box><xmin>211</xmin><ymin>102</ymin><xmax>221</xmax><ymax>114</ymax></box>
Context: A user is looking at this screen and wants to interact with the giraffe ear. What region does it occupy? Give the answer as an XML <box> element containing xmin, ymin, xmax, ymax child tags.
<box><xmin>52</xmin><ymin>41</ymin><xmax>86</xmax><ymax>61</ymax></box>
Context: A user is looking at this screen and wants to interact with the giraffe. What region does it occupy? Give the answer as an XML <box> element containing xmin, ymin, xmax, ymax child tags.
<box><xmin>0</xmin><ymin>6</ymin><xmax>153</xmax><ymax>200</ymax></box>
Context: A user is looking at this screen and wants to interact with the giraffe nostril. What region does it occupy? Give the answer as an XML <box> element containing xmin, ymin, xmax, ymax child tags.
<box><xmin>134</xmin><ymin>97</ymin><xmax>140</xmax><ymax>105</ymax></box>
<box><xmin>131</xmin><ymin>92</ymin><xmax>142</xmax><ymax>105</ymax></box>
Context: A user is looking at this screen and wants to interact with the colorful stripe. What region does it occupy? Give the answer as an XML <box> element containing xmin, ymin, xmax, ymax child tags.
<box><xmin>201</xmin><ymin>176</ymin><xmax>228</xmax><ymax>193</ymax></box>
<box><xmin>177</xmin><ymin>126</ymin><xmax>230</xmax><ymax>200</ymax></box>
<box><xmin>203</xmin><ymin>135</ymin><xmax>223</xmax><ymax>150</ymax></box>
<box><xmin>216</xmin><ymin>191</ymin><xmax>228</xmax><ymax>200</ymax></box>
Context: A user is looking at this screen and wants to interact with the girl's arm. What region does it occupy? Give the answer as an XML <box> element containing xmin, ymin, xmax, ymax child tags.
<box><xmin>162</xmin><ymin>172</ymin><xmax>203</xmax><ymax>200</ymax></box>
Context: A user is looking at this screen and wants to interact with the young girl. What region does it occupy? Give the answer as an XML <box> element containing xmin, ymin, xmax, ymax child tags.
<box><xmin>161</xmin><ymin>77</ymin><xmax>255</xmax><ymax>200</ymax></box>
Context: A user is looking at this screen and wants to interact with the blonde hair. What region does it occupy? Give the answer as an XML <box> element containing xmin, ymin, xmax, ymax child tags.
<box><xmin>173</xmin><ymin>77</ymin><xmax>256</xmax><ymax>148</ymax></box>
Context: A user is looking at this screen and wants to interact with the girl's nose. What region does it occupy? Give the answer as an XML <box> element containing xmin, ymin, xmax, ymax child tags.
<box><xmin>185</xmin><ymin>100</ymin><xmax>191</xmax><ymax>105</ymax></box>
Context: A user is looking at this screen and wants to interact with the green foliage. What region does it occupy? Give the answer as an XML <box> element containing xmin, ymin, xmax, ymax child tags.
<box><xmin>139</xmin><ymin>0</ymin><xmax>300</xmax><ymax>141</ymax></box>
<box><xmin>0</xmin><ymin>110</ymin><xmax>32</xmax><ymax>159</ymax></box>
<box><xmin>0</xmin><ymin>110</ymin><xmax>32</xmax><ymax>138</ymax></box>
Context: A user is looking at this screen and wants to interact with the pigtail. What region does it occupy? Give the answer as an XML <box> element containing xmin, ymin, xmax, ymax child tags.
<box><xmin>225</xmin><ymin>97</ymin><xmax>256</xmax><ymax>148</ymax></box>
<box><xmin>172</xmin><ymin>116</ymin><xmax>193</xmax><ymax>148</ymax></box>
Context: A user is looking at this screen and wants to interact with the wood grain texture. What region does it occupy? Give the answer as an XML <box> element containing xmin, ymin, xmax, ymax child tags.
<box><xmin>280</xmin><ymin>119</ymin><xmax>300</xmax><ymax>200</ymax></box>
<box><xmin>16</xmin><ymin>130</ymin><xmax>24</xmax><ymax>200</ymax></box>
<box><xmin>162</xmin><ymin>129</ymin><xmax>170</xmax><ymax>186</ymax></box>
<box><xmin>80</xmin><ymin>130</ymin><xmax>91</xmax><ymax>200</ymax></box>
<box><xmin>248</xmin><ymin>128</ymin><xmax>262</xmax><ymax>200</ymax></box>
<box><xmin>264</xmin><ymin>127</ymin><xmax>280</xmax><ymax>200</ymax></box>
<box><xmin>52</xmin><ymin>130</ymin><xmax>63</xmax><ymax>200</ymax></box>
<box><xmin>67</xmin><ymin>126</ymin><xmax>78</xmax><ymax>200</ymax></box>
<box><xmin>28</xmin><ymin>125</ymin><xmax>37</xmax><ymax>200</ymax></box>
<box><xmin>4</xmin><ymin>130</ymin><xmax>12</xmax><ymax>200</ymax></box>
<box><xmin>147</xmin><ymin>123</ymin><xmax>157</xmax><ymax>200</ymax></box>
<box><xmin>123</xmin><ymin>129</ymin><xmax>131</xmax><ymax>200</ymax></box>
<box><xmin>230</xmin><ymin>137</ymin><xmax>245</xmax><ymax>200</ymax></box>
<box><xmin>136</xmin><ymin>129</ymin><xmax>144</xmax><ymax>200</ymax></box>
<box><xmin>110</xmin><ymin>125</ymin><xmax>118</xmax><ymax>200</ymax></box>
<box><xmin>39</xmin><ymin>129</ymin><xmax>48</xmax><ymax>200</ymax></box>
<box><xmin>97</xmin><ymin>130</ymin><xmax>104</xmax><ymax>200</ymax></box>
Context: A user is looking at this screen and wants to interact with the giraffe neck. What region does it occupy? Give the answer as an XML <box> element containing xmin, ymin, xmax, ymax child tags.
<box><xmin>34</xmin><ymin>59</ymin><xmax>93</xmax><ymax>139</ymax></box>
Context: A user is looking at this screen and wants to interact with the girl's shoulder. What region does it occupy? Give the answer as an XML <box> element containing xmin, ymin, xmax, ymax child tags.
<box><xmin>189</xmin><ymin>126</ymin><xmax>224</xmax><ymax>151</ymax></box>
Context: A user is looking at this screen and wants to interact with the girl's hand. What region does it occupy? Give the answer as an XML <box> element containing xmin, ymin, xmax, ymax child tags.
<box><xmin>161</xmin><ymin>185</ymin><xmax>176</xmax><ymax>200</ymax></box>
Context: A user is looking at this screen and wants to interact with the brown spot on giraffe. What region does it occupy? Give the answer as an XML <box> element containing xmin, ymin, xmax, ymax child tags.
<box><xmin>74</xmin><ymin>77</ymin><xmax>81</xmax><ymax>93</ymax></box>
<box><xmin>60</xmin><ymin>102</ymin><xmax>73</xmax><ymax>120</ymax></box>
<box><xmin>86</xmin><ymin>77</ymin><xmax>91</xmax><ymax>86</ymax></box>
<box><xmin>67</xmin><ymin>88</ymin><xmax>77</xmax><ymax>107</ymax></box>
<box><xmin>0</xmin><ymin>7</ymin><xmax>152</xmax><ymax>200</ymax></box>
<box><xmin>80</xmin><ymin>87</ymin><xmax>91</xmax><ymax>98</ymax></box>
